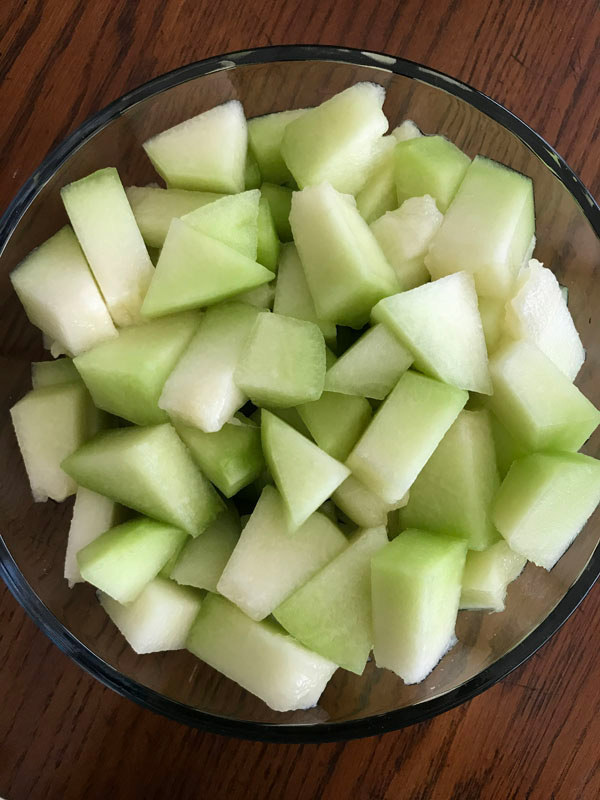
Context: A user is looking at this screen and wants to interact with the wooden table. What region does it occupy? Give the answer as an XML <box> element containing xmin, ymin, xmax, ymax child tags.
<box><xmin>1</xmin><ymin>1</ymin><xmax>600</xmax><ymax>797</ymax></box>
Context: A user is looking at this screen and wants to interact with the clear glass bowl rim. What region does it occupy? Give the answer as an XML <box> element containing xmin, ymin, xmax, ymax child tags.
<box><xmin>1</xmin><ymin>44</ymin><xmax>599</xmax><ymax>744</ymax></box>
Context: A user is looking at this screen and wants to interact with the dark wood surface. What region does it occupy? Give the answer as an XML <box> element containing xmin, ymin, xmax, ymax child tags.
<box><xmin>2</xmin><ymin>1</ymin><xmax>600</xmax><ymax>797</ymax></box>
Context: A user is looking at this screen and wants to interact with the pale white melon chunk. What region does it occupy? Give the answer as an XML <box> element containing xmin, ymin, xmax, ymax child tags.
<box><xmin>459</xmin><ymin>539</ymin><xmax>527</xmax><ymax>612</ymax></box>
<box><xmin>65</xmin><ymin>488</ymin><xmax>121</xmax><ymax>587</ymax></box>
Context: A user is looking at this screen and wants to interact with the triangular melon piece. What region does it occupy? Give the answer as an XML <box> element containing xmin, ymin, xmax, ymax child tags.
<box><xmin>261</xmin><ymin>410</ymin><xmax>350</xmax><ymax>529</ymax></box>
<box><xmin>372</xmin><ymin>272</ymin><xmax>492</xmax><ymax>394</ymax></box>
<box><xmin>182</xmin><ymin>190</ymin><xmax>260</xmax><ymax>260</ymax></box>
<box><xmin>141</xmin><ymin>219</ymin><xmax>273</xmax><ymax>317</ymax></box>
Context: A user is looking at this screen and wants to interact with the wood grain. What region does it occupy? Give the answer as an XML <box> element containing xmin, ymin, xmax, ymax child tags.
<box><xmin>1</xmin><ymin>0</ymin><xmax>600</xmax><ymax>798</ymax></box>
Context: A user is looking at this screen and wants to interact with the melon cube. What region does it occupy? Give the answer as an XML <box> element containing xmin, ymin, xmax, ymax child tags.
<box><xmin>346</xmin><ymin>371</ymin><xmax>468</xmax><ymax>504</ymax></box>
<box><xmin>274</xmin><ymin>526</ymin><xmax>388</xmax><ymax>674</ymax></box>
<box><xmin>488</xmin><ymin>410</ymin><xmax>529</xmax><ymax>478</ymax></box>
<box><xmin>459</xmin><ymin>539</ymin><xmax>527</xmax><ymax>612</ymax></box>
<box><xmin>74</xmin><ymin>311</ymin><xmax>201</xmax><ymax>426</ymax></box>
<box><xmin>99</xmin><ymin>576</ymin><xmax>202</xmax><ymax>653</ymax></box>
<box><xmin>256</xmin><ymin>195</ymin><xmax>280</xmax><ymax>271</ymax></box>
<box><xmin>182</xmin><ymin>190</ymin><xmax>260</xmax><ymax>260</ymax></box>
<box><xmin>281</xmin><ymin>83</ymin><xmax>388</xmax><ymax>194</ymax></box>
<box><xmin>31</xmin><ymin>358</ymin><xmax>80</xmax><ymax>389</ymax></box>
<box><xmin>372</xmin><ymin>272</ymin><xmax>492</xmax><ymax>394</ymax></box>
<box><xmin>187</xmin><ymin>594</ymin><xmax>337</xmax><ymax>712</ymax></box>
<box><xmin>248</xmin><ymin>108</ymin><xmax>307</xmax><ymax>184</ymax></box>
<box><xmin>400</xmin><ymin>410</ymin><xmax>501</xmax><ymax>550</ymax></box>
<box><xmin>62</xmin><ymin>423</ymin><xmax>223</xmax><ymax>536</ymax></box>
<box><xmin>260</xmin><ymin>182</ymin><xmax>293</xmax><ymax>241</ymax></box>
<box><xmin>493</xmin><ymin>452</ymin><xmax>600</xmax><ymax>569</ymax></box>
<box><xmin>143</xmin><ymin>100</ymin><xmax>247</xmax><ymax>193</ymax></box>
<box><xmin>290</xmin><ymin>182</ymin><xmax>399</xmax><ymax>327</ymax></box>
<box><xmin>217</xmin><ymin>486</ymin><xmax>347</xmax><ymax>620</ymax></box>
<box><xmin>487</xmin><ymin>339</ymin><xmax>600</xmax><ymax>451</ymax></box>
<box><xmin>355</xmin><ymin>136</ymin><xmax>398</xmax><ymax>224</ymax></box>
<box><xmin>61</xmin><ymin>168</ymin><xmax>154</xmax><ymax>327</ymax></box>
<box><xmin>235</xmin><ymin>281</ymin><xmax>276</xmax><ymax>310</ymax></box>
<box><xmin>10</xmin><ymin>226</ymin><xmax>117</xmax><ymax>356</ymax></box>
<box><xmin>244</xmin><ymin>151</ymin><xmax>262</xmax><ymax>189</ymax></box>
<box><xmin>394</xmin><ymin>135</ymin><xmax>470</xmax><ymax>212</ymax></box>
<box><xmin>65</xmin><ymin>488</ymin><xmax>121</xmax><ymax>587</ymax></box>
<box><xmin>297</xmin><ymin>392</ymin><xmax>372</xmax><ymax>461</ymax></box>
<box><xmin>392</xmin><ymin>120</ymin><xmax>422</xmax><ymax>142</ymax></box>
<box><xmin>235</xmin><ymin>312</ymin><xmax>326</xmax><ymax>407</ymax></box>
<box><xmin>332</xmin><ymin>475</ymin><xmax>406</xmax><ymax>528</ymax></box>
<box><xmin>371</xmin><ymin>530</ymin><xmax>467</xmax><ymax>683</ymax></box>
<box><xmin>478</xmin><ymin>296</ymin><xmax>506</xmax><ymax>353</ymax></box>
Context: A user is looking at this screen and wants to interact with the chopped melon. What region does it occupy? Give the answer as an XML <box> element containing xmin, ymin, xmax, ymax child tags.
<box><xmin>261</xmin><ymin>182</ymin><xmax>293</xmax><ymax>241</ymax></box>
<box><xmin>400</xmin><ymin>410</ymin><xmax>501</xmax><ymax>551</ymax></box>
<box><xmin>261</xmin><ymin>410</ymin><xmax>350</xmax><ymax>529</ymax></box>
<box><xmin>187</xmin><ymin>594</ymin><xmax>337</xmax><ymax>712</ymax></box>
<box><xmin>31</xmin><ymin>358</ymin><xmax>80</xmax><ymax>389</ymax></box>
<box><xmin>143</xmin><ymin>100</ymin><xmax>247</xmax><ymax>193</ymax></box>
<box><xmin>332</xmin><ymin>475</ymin><xmax>406</xmax><ymax>528</ymax></box>
<box><xmin>355</xmin><ymin>136</ymin><xmax>398</xmax><ymax>223</ymax></box>
<box><xmin>235</xmin><ymin>281</ymin><xmax>276</xmax><ymax>309</ymax></box>
<box><xmin>324</xmin><ymin>323</ymin><xmax>413</xmax><ymax>399</ymax></box>
<box><xmin>266</xmin><ymin>406</ymin><xmax>312</xmax><ymax>439</ymax></box>
<box><xmin>10</xmin><ymin>383</ymin><xmax>102</xmax><ymax>502</ymax></box>
<box><xmin>426</xmin><ymin>156</ymin><xmax>535</xmax><ymax>299</ymax></box>
<box><xmin>244</xmin><ymin>151</ymin><xmax>262</xmax><ymax>190</ymax></box>
<box><xmin>493</xmin><ymin>452</ymin><xmax>600</xmax><ymax>569</ymax></box>
<box><xmin>370</xmin><ymin>195</ymin><xmax>443</xmax><ymax>290</ymax></box>
<box><xmin>141</xmin><ymin>219</ymin><xmax>273</xmax><ymax>317</ymax></box>
<box><xmin>61</xmin><ymin>168</ymin><xmax>154</xmax><ymax>327</ymax></box>
<box><xmin>459</xmin><ymin>540</ymin><xmax>527</xmax><ymax>612</ymax></box>
<box><xmin>273</xmin><ymin>243</ymin><xmax>336</xmax><ymax>344</ymax></box>
<box><xmin>159</xmin><ymin>302</ymin><xmax>260</xmax><ymax>433</ymax></box>
<box><xmin>346</xmin><ymin>371</ymin><xmax>468</xmax><ymax>504</ymax></box>
<box><xmin>372</xmin><ymin>272</ymin><xmax>492</xmax><ymax>394</ymax></box>
<box><xmin>99</xmin><ymin>576</ymin><xmax>202</xmax><ymax>653</ymax></box>
<box><xmin>10</xmin><ymin>226</ymin><xmax>117</xmax><ymax>356</ymax></box>
<box><xmin>281</xmin><ymin>83</ymin><xmax>388</xmax><ymax>194</ymax></box>
<box><xmin>74</xmin><ymin>311</ymin><xmax>200</xmax><ymax>426</ymax></box>
<box><xmin>371</xmin><ymin>530</ymin><xmax>467</xmax><ymax>683</ymax></box>
<box><xmin>174</xmin><ymin>414</ymin><xmax>264</xmax><ymax>497</ymax></box>
<box><xmin>65</xmin><ymin>488</ymin><xmax>121</xmax><ymax>587</ymax></box>
<box><xmin>125</xmin><ymin>186</ymin><xmax>223</xmax><ymax>248</ymax></box>
<box><xmin>488</xmin><ymin>410</ymin><xmax>529</xmax><ymax>478</ymax></box>
<box><xmin>297</xmin><ymin>392</ymin><xmax>372</xmax><ymax>461</ymax></box>
<box><xmin>478</xmin><ymin>296</ymin><xmax>506</xmax><ymax>353</ymax></box>
<box><xmin>290</xmin><ymin>182</ymin><xmax>399</xmax><ymax>327</ymax></box>
<box><xmin>235</xmin><ymin>312</ymin><xmax>326</xmax><ymax>407</ymax></box>
<box><xmin>77</xmin><ymin>516</ymin><xmax>187</xmax><ymax>602</ymax></box>
<box><xmin>62</xmin><ymin>423</ymin><xmax>223</xmax><ymax>536</ymax></box>
<box><xmin>182</xmin><ymin>190</ymin><xmax>260</xmax><ymax>260</ymax></box>
<box><xmin>248</xmin><ymin>108</ymin><xmax>306</xmax><ymax>184</ymax></box>
<box><xmin>392</xmin><ymin>120</ymin><xmax>422</xmax><ymax>142</ymax></box>
<box><xmin>257</xmin><ymin>195</ymin><xmax>280</xmax><ymax>271</ymax></box>
<box><xmin>274</xmin><ymin>526</ymin><xmax>388</xmax><ymax>674</ymax></box>
<box><xmin>504</xmin><ymin>258</ymin><xmax>585</xmax><ymax>380</ymax></box>
<box><xmin>487</xmin><ymin>339</ymin><xmax>600</xmax><ymax>451</ymax></box>
<box><xmin>395</xmin><ymin>135</ymin><xmax>470</xmax><ymax>213</ymax></box>
<box><xmin>217</xmin><ymin>486</ymin><xmax>347</xmax><ymax>620</ymax></box>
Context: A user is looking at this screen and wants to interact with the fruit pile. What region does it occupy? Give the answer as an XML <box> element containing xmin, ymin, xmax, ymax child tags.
<box><xmin>9</xmin><ymin>83</ymin><xmax>600</xmax><ymax>712</ymax></box>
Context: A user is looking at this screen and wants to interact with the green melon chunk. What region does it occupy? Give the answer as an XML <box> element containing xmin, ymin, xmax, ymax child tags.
<box><xmin>426</xmin><ymin>156</ymin><xmax>535</xmax><ymax>299</ymax></box>
<box><xmin>290</xmin><ymin>183</ymin><xmax>399</xmax><ymax>327</ymax></box>
<box><xmin>261</xmin><ymin>410</ymin><xmax>350</xmax><ymax>530</ymax></box>
<box><xmin>493</xmin><ymin>452</ymin><xmax>600</xmax><ymax>570</ymax></box>
<box><xmin>488</xmin><ymin>410</ymin><xmax>529</xmax><ymax>479</ymax></box>
<box><xmin>62</xmin><ymin>423</ymin><xmax>224</xmax><ymax>536</ymax></box>
<box><xmin>182</xmin><ymin>190</ymin><xmax>260</xmax><ymax>260</ymax></box>
<box><xmin>487</xmin><ymin>339</ymin><xmax>600</xmax><ymax>451</ymax></box>
<box><xmin>297</xmin><ymin>392</ymin><xmax>372</xmax><ymax>461</ymax></box>
<box><xmin>187</xmin><ymin>593</ymin><xmax>337</xmax><ymax>711</ymax></box>
<box><xmin>355</xmin><ymin>136</ymin><xmax>398</xmax><ymax>223</ymax></box>
<box><xmin>11</xmin><ymin>226</ymin><xmax>117</xmax><ymax>356</ymax></box>
<box><xmin>235</xmin><ymin>312</ymin><xmax>326</xmax><ymax>408</ymax></box>
<box><xmin>125</xmin><ymin>186</ymin><xmax>223</xmax><ymax>248</ymax></box>
<box><xmin>324</xmin><ymin>323</ymin><xmax>413</xmax><ymax>399</ymax></box>
<box><xmin>257</xmin><ymin>195</ymin><xmax>280</xmax><ymax>271</ymax></box>
<box><xmin>274</xmin><ymin>526</ymin><xmax>388</xmax><ymax>674</ymax></box>
<box><xmin>281</xmin><ymin>83</ymin><xmax>388</xmax><ymax>194</ymax></box>
<box><xmin>218</xmin><ymin>486</ymin><xmax>347</xmax><ymax>620</ymax></box>
<box><xmin>248</xmin><ymin>109</ymin><xmax>307</xmax><ymax>184</ymax></box>
<box><xmin>478</xmin><ymin>296</ymin><xmax>506</xmax><ymax>353</ymax></box>
<box><xmin>244</xmin><ymin>151</ymin><xmax>262</xmax><ymax>189</ymax></box>
<box><xmin>332</xmin><ymin>475</ymin><xmax>407</xmax><ymax>528</ymax></box>
<box><xmin>273</xmin><ymin>243</ymin><xmax>336</xmax><ymax>345</ymax></box>
<box><xmin>78</xmin><ymin>516</ymin><xmax>187</xmax><ymax>603</ymax></box>
<box><xmin>11</xmin><ymin>383</ymin><xmax>103</xmax><ymax>503</ymax></box>
<box><xmin>266</xmin><ymin>406</ymin><xmax>312</xmax><ymax>440</ymax></box>
<box><xmin>65</xmin><ymin>487</ymin><xmax>121</xmax><ymax>587</ymax></box>
<box><xmin>99</xmin><ymin>576</ymin><xmax>202</xmax><ymax>653</ymax></box>
<box><xmin>174</xmin><ymin>413</ymin><xmax>264</xmax><ymax>497</ymax></box>
<box><xmin>140</xmin><ymin>219</ymin><xmax>273</xmax><ymax>318</ymax></box>
<box><xmin>235</xmin><ymin>281</ymin><xmax>276</xmax><ymax>309</ymax></box>
<box><xmin>61</xmin><ymin>168</ymin><xmax>154</xmax><ymax>327</ymax></box>
<box><xmin>373</xmin><ymin>272</ymin><xmax>492</xmax><ymax>394</ymax></box>
<box><xmin>32</xmin><ymin>358</ymin><xmax>81</xmax><ymax>389</ymax></box>
<box><xmin>371</xmin><ymin>530</ymin><xmax>467</xmax><ymax>683</ymax></box>
<box><xmin>400</xmin><ymin>410</ymin><xmax>501</xmax><ymax>551</ymax></box>
<box><xmin>347</xmin><ymin>371</ymin><xmax>468</xmax><ymax>504</ymax></box>
<box><xmin>159</xmin><ymin>303</ymin><xmax>260</xmax><ymax>433</ymax></box>
<box><xmin>74</xmin><ymin>311</ymin><xmax>201</xmax><ymax>426</ymax></box>
<box><xmin>459</xmin><ymin>540</ymin><xmax>527</xmax><ymax>612</ymax></box>
<box><xmin>395</xmin><ymin>135</ymin><xmax>470</xmax><ymax>213</ymax></box>
<box><xmin>261</xmin><ymin>182</ymin><xmax>293</xmax><ymax>241</ymax></box>
<box><xmin>143</xmin><ymin>100</ymin><xmax>247</xmax><ymax>193</ymax></box>
<box><xmin>169</xmin><ymin>509</ymin><xmax>241</xmax><ymax>592</ymax></box>
<box><xmin>370</xmin><ymin>195</ymin><xmax>443</xmax><ymax>290</ymax></box>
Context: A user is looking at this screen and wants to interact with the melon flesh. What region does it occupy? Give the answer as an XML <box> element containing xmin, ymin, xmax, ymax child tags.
<box><xmin>493</xmin><ymin>452</ymin><xmax>600</xmax><ymax>570</ymax></box>
<box><xmin>459</xmin><ymin>540</ymin><xmax>527</xmax><ymax>612</ymax></box>
<box><xmin>371</xmin><ymin>530</ymin><xmax>467</xmax><ymax>683</ymax></box>
<box><xmin>395</xmin><ymin>135</ymin><xmax>470</xmax><ymax>212</ymax></box>
<box><xmin>297</xmin><ymin>392</ymin><xmax>372</xmax><ymax>461</ymax></box>
<box><xmin>32</xmin><ymin>358</ymin><xmax>80</xmax><ymax>389</ymax></box>
<box><xmin>333</xmin><ymin>475</ymin><xmax>407</xmax><ymax>528</ymax></box>
<box><xmin>217</xmin><ymin>486</ymin><xmax>347</xmax><ymax>620</ymax></box>
<box><xmin>248</xmin><ymin>108</ymin><xmax>307</xmax><ymax>184</ymax></box>
<box><xmin>235</xmin><ymin>281</ymin><xmax>276</xmax><ymax>310</ymax></box>
<box><xmin>261</xmin><ymin>182</ymin><xmax>293</xmax><ymax>241</ymax></box>
<box><xmin>478</xmin><ymin>297</ymin><xmax>506</xmax><ymax>353</ymax></box>
<box><xmin>355</xmin><ymin>136</ymin><xmax>398</xmax><ymax>224</ymax></box>
<box><xmin>257</xmin><ymin>195</ymin><xmax>280</xmax><ymax>271</ymax></box>
<box><xmin>244</xmin><ymin>151</ymin><xmax>262</xmax><ymax>190</ymax></box>
<box><xmin>488</xmin><ymin>410</ymin><xmax>529</xmax><ymax>478</ymax></box>
<box><xmin>65</xmin><ymin>488</ymin><xmax>121</xmax><ymax>587</ymax></box>
<box><xmin>182</xmin><ymin>190</ymin><xmax>260</xmax><ymax>261</ymax></box>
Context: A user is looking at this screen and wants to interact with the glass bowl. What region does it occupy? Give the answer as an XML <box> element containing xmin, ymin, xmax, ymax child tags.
<box><xmin>1</xmin><ymin>45</ymin><xmax>599</xmax><ymax>743</ymax></box>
